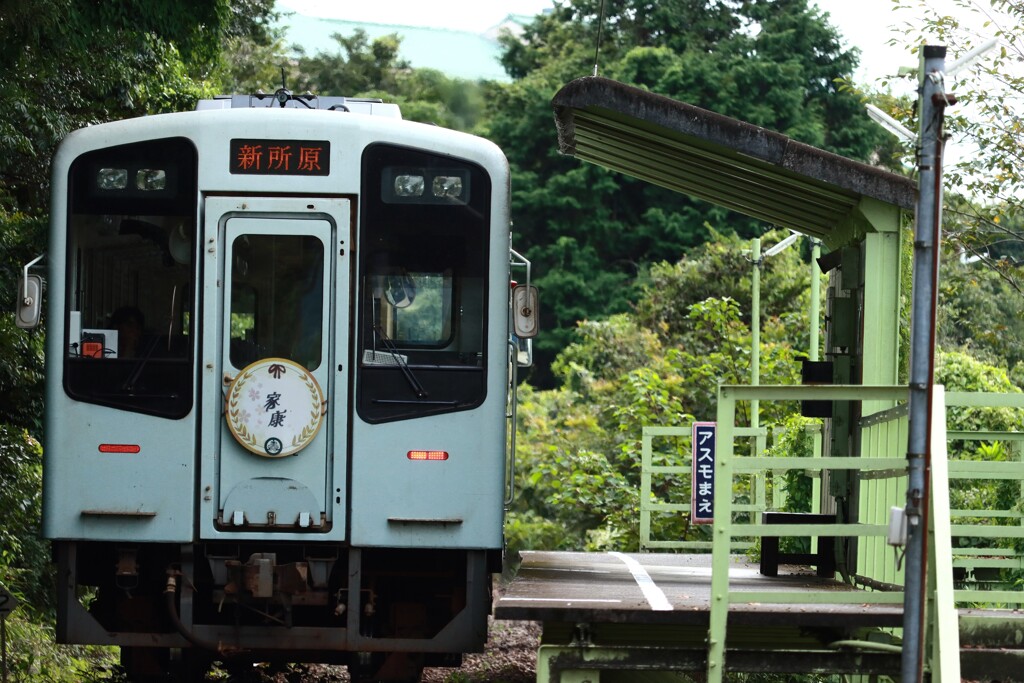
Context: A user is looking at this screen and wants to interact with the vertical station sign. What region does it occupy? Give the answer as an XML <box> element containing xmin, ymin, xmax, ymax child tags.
<box><xmin>691</xmin><ymin>422</ymin><xmax>716</xmax><ymax>525</ymax></box>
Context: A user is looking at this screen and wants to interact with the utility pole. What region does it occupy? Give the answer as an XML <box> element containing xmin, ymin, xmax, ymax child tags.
<box><xmin>749</xmin><ymin>232</ymin><xmax>800</xmax><ymax>435</ymax></box>
<box><xmin>901</xmin><ymin>44</ymin><xmax>948</xmax><ymax>683</ymax></box>
<box><xmin>751</xmin><ymin>237</ymin><xmax>761</xmax><ymax>435</ymax></box>
<box><xmin>866</xmin><ymin>36</ymin><xmax>997</xmax><ymax>680</ymax></box>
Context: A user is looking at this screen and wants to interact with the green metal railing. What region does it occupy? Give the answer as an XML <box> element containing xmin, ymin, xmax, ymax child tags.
<box><xmin>640</xmin><ymin>422</ymin><xmax>826</xmax><ymax>551</ymax></box>
<box><xmin>639</xmin><ymin>425</ymin><xmax>768</xmax><ymax>552</ymax></box>
<box><xmin>705</xmin><ymin>384</ymin><xmax>960</xmax><ymax>683</ymax></box>
<box><xmin>641</xmin><ymin>388</ymin><xmax>1024</xmax><ymax>590</ymax></box>
<box><xmin>946</xmin><ymin>392</ymin><xmax>1024</xmax><ymax>604</ymax></box>
<box><xmin>638</xmin><ymin>383</ymin><xmax>1024</xmax><ymax>681</ymax></box>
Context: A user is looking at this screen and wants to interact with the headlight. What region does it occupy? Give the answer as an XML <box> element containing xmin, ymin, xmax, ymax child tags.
<box><xmin>97</xmin><ymin>168</ymin><xmax>128</xmax><ymax>190</ymax></box>
<box><xmin>432</xmin><ymin>175</ymin><xmax>463</xmax><ymax>199</ymax></box>
<box><xmin>393</xmin><ymin>174</ymin><xmax>425</xmax><ymax>197</ymax></box>
<box><xmin>136</xmin><ymin>169</ymin><xmax>167</xmax><ymax>191</ymax></box>
<box><xmin>383</xmin><ymin>167</ymin><xmax>470</xmax><ymax>204</ymax></box>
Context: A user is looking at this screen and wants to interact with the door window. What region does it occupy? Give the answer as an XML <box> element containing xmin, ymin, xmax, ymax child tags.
<box><xmin>228</xmin><ymin>234</ymin><xmax>324</xmax><ymax>371</ymax></box>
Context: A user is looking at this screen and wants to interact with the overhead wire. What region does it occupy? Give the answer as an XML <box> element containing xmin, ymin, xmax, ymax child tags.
<box><xmin>592</xmin><ymin>0</ymin><xmax>607</xmax><ymax>77</ymax></box>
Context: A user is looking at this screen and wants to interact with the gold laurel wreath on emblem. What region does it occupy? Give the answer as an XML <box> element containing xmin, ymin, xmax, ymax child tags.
<box><xmin>291</xmin><ymin>370</ymin><xmax>323</xmax><ymax>448</ymax></box>
<box><xmin>232</xmin><ymin>419</ymin><xmax>259</xmax><ymax>448</ymax></box>
<box><xmin>226</xmin><ymin>366</ymin><xmax>261</xmax><ymax>448</ymax></box>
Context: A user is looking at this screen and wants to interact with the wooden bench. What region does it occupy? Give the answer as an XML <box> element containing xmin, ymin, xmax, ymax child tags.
<box><xmin>759</xmin><ymin>512</ymin><xmax>836</xmax><ymax>577</ymax></box>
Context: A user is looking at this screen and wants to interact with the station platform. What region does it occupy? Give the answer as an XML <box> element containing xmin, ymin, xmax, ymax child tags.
<box><xmin>496</xmin><ymin>550</ymin><xmax>902</xmax><ymax>628</ymax></box>
<box><xmin>495</xmin><ymin>550</ymin><xmax>1024</xmax><ymax>681</ymax></box>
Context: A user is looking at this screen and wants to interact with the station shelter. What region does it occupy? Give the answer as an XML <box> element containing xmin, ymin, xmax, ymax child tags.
<box><xmin>495</xmin><ymin>76</ymin><xmax>1024</xmax><ymax>683</ymax></box>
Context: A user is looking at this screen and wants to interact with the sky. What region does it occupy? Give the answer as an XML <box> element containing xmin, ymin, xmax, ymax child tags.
<box><xmin>277</xmin><ymin>0</ymin><xmax>555</xmax><ymax>33</ymax></box>
<box><xmin>275</xmin><ymin>0</ymin><xmax>971</xmax><ymax>85</ymax></box>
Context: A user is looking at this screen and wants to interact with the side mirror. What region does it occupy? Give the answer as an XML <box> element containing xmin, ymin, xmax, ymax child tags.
<box><xmin>16</xmin><ymin>273</ymin><xmax>43</xmax><ymax>330</ymax></box>
<box><xmin>512</xmin><ymin>285</ymin><xmax>538</xmax><ymax>339</ymax></box>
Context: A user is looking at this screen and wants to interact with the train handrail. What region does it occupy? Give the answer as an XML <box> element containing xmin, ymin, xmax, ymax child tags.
<box><xmin>505</xmin><ymin>340</ymin><xmax>518</xmax><ymax>507</ymax></box>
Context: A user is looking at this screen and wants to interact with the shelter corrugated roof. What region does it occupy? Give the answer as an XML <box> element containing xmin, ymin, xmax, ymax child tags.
<box><xmin>551</xmin><ymin>77</ymin><xmax>916</xmax><ymax>241</ymax></box>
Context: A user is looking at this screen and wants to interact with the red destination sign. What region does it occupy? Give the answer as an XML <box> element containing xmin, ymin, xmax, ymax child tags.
<box><xmin>229</xmin><ymin>139</ymin><xmax>330</xmax><ymax>176</ymax></box>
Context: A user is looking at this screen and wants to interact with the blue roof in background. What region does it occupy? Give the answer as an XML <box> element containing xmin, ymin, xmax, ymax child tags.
<box><xmin>280</xmin><ymin>13</ymin><xmax>530</xmax><ymax>82</ymax></box>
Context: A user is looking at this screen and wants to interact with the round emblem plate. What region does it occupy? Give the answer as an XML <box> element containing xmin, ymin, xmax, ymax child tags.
<box><xmin>225</xmin><ymin>358</ymin><xmax>324</xmax><ymax>458</ymax></box>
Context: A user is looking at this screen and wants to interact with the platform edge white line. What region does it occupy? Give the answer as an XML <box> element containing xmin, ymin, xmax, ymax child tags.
<box><xmin>608</xmin><ymin>552</ymin><xmax>674</xmax><ymax>611</ymax></box>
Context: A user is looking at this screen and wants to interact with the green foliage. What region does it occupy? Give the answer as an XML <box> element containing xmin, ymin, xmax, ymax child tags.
<box><xmin>939</xmin><ymin>235</ymin><xmax>1024</xmax><ymax>373</ymax></box>
<box><xmin>509</xmin><ymin>371</ymin><xmax>691</xmax><ymax>552</ymax></box>
<box><xmin>633</xmin><ymin>228</ymin><xmax>756</xmax><ymax>341</ymax></box>
<box><xmin>0</xmin><ymin>209</ymin><xmax>46</xmax><ymax>432</ymax></box>
<box><xmin>635</xmin><ymin>228</ymin><xmax>816</xmax><ymax>350</ymax></box>
<box><xmin>766</xmin><ymin>416</ymin><xmax>819</xmax><ymax>515</ymax></box>
<box><xmin>867</xmin><ymin>2</ymin><xmax>1024</xmax><ymax>301</ymax></box>
<box><xmin>504</xmin><ymin>510</ymin><xmax>578</xmax><ymax>555</ymax></box>
<box><xmin>293</xmin><ymin>30</ymin><xmax>409</xmax><ymax>96</ymax></box>
<box><xmin>512</xmin><ymin>233</ymin><xmax>808</xmax><ymax>551</ymax></box>
<box><xmin>507</xmin><ymin>385</ymin><xmax>608</xmax><ymax>552</ymax></box>
<box><xmin>937</xmin><ymin>350</ymin><xmax>1024</xmax><ymax>432</ymax></box>
<box><xmin>391</xmin><ymin>69</ymin><xmax>486</xmax><ymax>130</ymax></box>
<box><xmin>761</xmin><ymin>415</ymin><xmax>820</xmax><ymax>554</ymax></box>
<box><xmin>0</xmin><ymin>0</ymin><xmax>277</xmax><ymax>209</ymax></box>
<box><xmin>527</xmin><ymin>236</ymin><xmax>637</xmax><ymax>381</ymax></box>
<box><xmin>933</xmin><ymin>351</ymin><xmax>1024</xmax><ymax>570</ymax></box>
<box><xmin>2</xmin><ymin>615</ymin><xmax>116</xmax><ymax>683</ymax></box>
<box><xmin>551</xmin><ymin>314</ymin><xmax>663</xmax><ymax>385</ymax></box>
<box><xmin>0</xmin><ymin>317</ymin><xmax>44</xmax><ymax>431</ymax></box>
<box><xmin>511</xmin><ymin>229</ymin><xmax>1024</xmax><ymax>564</ymax></box>
<box><xmin>0</xmin><ymin>426</ymin><xmax>50</xmax><ymax>616</ymax></box>
<box><xmin>269</xmin><ymin>31</ymin><xmax>487</xmax><ymax>131</ymax></box>
<box><xmin>665</xmin><ymin>296</ymin><xmax>804</xmax><ymax>425</ymax></box>
<box><xmin>207</xmin><ymin>33</ymin><xmax>290</xmax><ymax>97</ymax></box>
<box><xmin>899</xmin><ymin>1</ymin><xmax>1024</xmax><ymax>215</ymax></box>
<box><xmin>488</xmin><ymin>0</ymin><xmax>891</xmax><ymax>384</ymax></box>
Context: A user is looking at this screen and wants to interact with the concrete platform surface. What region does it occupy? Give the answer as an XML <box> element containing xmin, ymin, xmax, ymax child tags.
<box><xmin>495</xmin><ymin>550</ymin><xmax>903</xmax><ymax>627</ymax></box>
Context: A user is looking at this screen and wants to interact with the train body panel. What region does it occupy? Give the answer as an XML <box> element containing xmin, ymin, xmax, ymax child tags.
<box><xmin>38</xmin><ymin>97</ymin><xmax>518</xmax><ymax>679</ymax></box>
<box><xmin>350</xmin><ymin>406</ymin><xmax>507</xmax><ymax>548</ymax></box>
<box><xmin>41</xmin><ymin>402</ymin><xmax>197</xmax><ymax>542</ymax></box>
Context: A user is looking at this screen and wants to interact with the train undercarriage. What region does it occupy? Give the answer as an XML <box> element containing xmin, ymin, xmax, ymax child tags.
<box><xmin>55</xmin><ymin>541</ymin><xmax>496</xmax><ymax>682</ymax></box>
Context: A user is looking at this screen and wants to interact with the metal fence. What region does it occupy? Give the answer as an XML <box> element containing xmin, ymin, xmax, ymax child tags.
<box><xmin>639</xmin><ymin>383</ymin><xmax>1024</xmax><ymax>682</ymax></box>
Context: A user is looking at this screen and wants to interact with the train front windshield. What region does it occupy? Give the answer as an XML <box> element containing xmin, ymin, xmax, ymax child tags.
<box><xmin>61</xmin><ymin>137</ymin><xmax>494</xmax><ymax>423</ymax></box>
<box><xmin>63</xmin><ymin>137</ymin><xmax>197</xmax><ymax>419</ymax></box>
<box><xmin>357</xmin><ymin>143</ymin><xmax>491</xmax><ymax>423</ymax></box>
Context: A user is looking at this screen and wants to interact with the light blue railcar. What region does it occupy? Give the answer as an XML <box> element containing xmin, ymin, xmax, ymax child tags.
<box><xmin>38</xmin><ymin>93</ymin><xmax>528</xmax><ymax>682</ymax></box>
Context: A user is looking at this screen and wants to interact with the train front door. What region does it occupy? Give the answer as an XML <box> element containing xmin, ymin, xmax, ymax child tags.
<box><xmin>200</xmin><ymin>197</ymin><xmax>350</xmax><ymax>540</ymax></box>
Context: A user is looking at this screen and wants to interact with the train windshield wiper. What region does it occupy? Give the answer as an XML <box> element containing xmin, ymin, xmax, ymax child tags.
<box><xmin>122</xmin><ymin>286</ymin><xmax>178</xmax><ymax>394</ymax></box>
<box><xmin>373</xmin><ymin>325</ymin><xmax>428</xmax><ymax>399</ymax></box>
<box><xmin>121</xmin><ymin>336</ymin><xmax>161</xmax><ymax>393</ymax></box>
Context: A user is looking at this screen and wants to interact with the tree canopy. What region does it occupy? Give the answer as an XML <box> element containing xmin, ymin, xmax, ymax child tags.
<box><xmin>510</xmin><ymin>228</ymin><xmax>815</xmax><ymax>551</ymax></box>
<box><xmin>863</xmin><ymin>1</ymin><xmax>1024</xmax><ymax>292</ymax></box>
<box><xmin>487</xmin><ymin>0</ymin><xmax>898</xmax><ymax>384</ymax></box>
<box><xmin>0</xmin><ymin>0</ymin><xmax>277</xmax><ymax>211</ymax></box>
